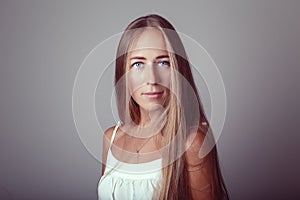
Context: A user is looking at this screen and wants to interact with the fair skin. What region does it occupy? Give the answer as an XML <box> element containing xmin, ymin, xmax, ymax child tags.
<box><xmin>127</xmin><ymin>28</ymin><xmax>171</xmax><ymax>127</ymax></box>
<box><xmin>128</xmin><ymin>49</ymin><xmax>170</xmax><ymax>124</ymax></box>
<box><xmin>102</xmin><ymin>28</ymin><xmax>214</xmax><ymax>199</ymax></box>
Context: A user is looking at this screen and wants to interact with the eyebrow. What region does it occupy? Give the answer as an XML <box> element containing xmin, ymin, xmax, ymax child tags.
<box><xmin>130</xmin><ymin>55</ymin><xmax>169</xmax><ymax>60</ymax></box>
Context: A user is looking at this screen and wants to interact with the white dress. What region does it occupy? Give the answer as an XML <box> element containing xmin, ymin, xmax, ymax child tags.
<box><xmin>97</xmin><ymin>122</ymin><xmax>162</xmax><ymax>200</ymax></box>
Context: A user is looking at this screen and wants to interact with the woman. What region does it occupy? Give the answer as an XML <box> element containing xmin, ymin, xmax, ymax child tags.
<box><xmin>98</xmin><ymin>14</ymin><xmax>229</xmax><ymax>200</ymax></box>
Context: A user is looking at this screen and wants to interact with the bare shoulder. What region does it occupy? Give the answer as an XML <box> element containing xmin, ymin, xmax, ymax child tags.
<box><xmin>103</xmin><ymin>126</ymin><xmax>116</xmax><ymax>140</ymax></box>
<box><xmin>103</xmin><ymin>124</ymin><xmax>124</xmax><ymax>143</ymax></box>
<box><xmin>101</xmin><ymin>126</ymin><xmax>116</xmax><ymax>175</ymax></box>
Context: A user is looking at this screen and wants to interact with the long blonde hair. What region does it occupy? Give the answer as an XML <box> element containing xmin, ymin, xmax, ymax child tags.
<box><xmin>114</xmin><ymin>14</ymin><xmax>229</xmax><ymax>200</ymax></box>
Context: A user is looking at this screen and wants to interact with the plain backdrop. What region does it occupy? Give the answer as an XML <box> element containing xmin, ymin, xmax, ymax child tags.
<box><xmin>0</xmin><ymin>1</ymin><xmax>299</xmax><ymax>200</ymax></box>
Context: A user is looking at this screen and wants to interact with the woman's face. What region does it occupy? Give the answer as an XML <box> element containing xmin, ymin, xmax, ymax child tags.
<box><xmin>127</xmin><ymin>28</ymin><xmax>171</xmax><ymax>111</ymax></box>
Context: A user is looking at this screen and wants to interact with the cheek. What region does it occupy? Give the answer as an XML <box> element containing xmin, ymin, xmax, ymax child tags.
<box><xmin>158</xmin><ymin>69</ymin><xmax>171</xmax><ymax>88</ymax></box>
<box><xmin>127</xmin><ymin>70</ymin><xmax>144</xmax><ymax>95</ymax></box>
<box><xmin>127</xmin><ymin>68</ymin><xmax>171</xmax><ymax>94</ymax></box>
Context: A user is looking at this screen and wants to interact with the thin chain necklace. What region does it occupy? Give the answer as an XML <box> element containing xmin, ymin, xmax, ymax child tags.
<box><xmin>133</xmin><ymin>135</ymin><xmax>153</xmax><ymax>163</ymax></box>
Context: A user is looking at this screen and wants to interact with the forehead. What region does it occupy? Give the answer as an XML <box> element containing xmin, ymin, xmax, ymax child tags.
<box><xmin>129</xmin><ymin>27</ymin><xmax>167</xmax><ymax>52</ymax></box>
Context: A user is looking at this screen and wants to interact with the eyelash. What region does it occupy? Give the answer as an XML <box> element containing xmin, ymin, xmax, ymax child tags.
<box><xmin>158</xmin><ymin>61</ymin><xmax>170</xmax><ymax>67</ymax></box>
<box><xmin>131</xmin><ymin>62</ymin><xmax>144</xmax><ymax>68</ymax></box>
<box><xmin>131</xmin><ymin>61</ymin><xmax>170</xmax><ymax>68</ymax></box>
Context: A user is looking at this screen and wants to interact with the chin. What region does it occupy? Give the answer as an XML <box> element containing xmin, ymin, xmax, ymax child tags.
<box><xmin>142</xmin><ymin>103</ymin><xmax>165</xmax><ymax>111</ymax></box>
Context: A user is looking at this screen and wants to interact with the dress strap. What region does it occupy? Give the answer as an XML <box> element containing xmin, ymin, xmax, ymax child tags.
<box><xmin>109</xmin><ymin>121</ymin><xmax>122</xmax><ymax>148</ymax></box>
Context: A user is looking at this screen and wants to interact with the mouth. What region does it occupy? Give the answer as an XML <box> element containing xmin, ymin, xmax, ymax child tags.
<box><xmin>142</xmin><ymin>91</ymin><xmax>164</xmax><ymax>98</ymax></box>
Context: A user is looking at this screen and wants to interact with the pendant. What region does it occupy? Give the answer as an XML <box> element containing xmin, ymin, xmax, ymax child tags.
<box><xmin>136</xmin><ymin>150</ymin><xmax>140</xmax><ymax>163</ymax></box>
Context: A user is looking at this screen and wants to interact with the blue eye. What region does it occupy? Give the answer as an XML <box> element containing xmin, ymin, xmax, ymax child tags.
<box><xmin>131</xmin><ymin>62</ymin><xmax>144</xmax><ymax>69</ymax></box>
<box><xmin>158</xmin><ymin>61</ymin><xmax>170</xmax><ymax>67</ymax></box>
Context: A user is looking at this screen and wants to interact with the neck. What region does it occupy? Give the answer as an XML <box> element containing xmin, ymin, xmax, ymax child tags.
<box><xmin>135</xmin><ymin>105</ymin><xmax>165</xmax><ymax>138</ymax></box>
<box><xmin>138</xmin><ymin>107</ymin><xmax>151</xmax><ymax>127</ymax></box>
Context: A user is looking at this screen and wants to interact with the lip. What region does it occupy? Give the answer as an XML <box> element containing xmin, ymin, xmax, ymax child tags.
<box><xmin>142</xmin><ymin>91</ymin><xmax>164</xmax><ymax>98</ymax></box>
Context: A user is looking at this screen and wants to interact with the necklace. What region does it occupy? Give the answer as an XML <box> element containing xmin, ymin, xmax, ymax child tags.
<box><xmin>133</xmin><ymin>135</ymin><xmax>153</xmax><ymax>163</ymax></box>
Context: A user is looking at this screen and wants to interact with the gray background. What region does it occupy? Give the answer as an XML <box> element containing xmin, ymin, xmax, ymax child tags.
<box><xmin>1</xmin><ymin>0</ymin><xmax>299</xmax><ymax>199</ymax></box>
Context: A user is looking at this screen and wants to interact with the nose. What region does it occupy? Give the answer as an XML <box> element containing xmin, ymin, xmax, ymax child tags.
<box><xmin>146</xmin><ymin>64</ymin><xmax>159</xmax><ymax>85</ymax></box>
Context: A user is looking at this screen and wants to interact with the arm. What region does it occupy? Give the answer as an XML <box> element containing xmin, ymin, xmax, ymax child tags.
<box><xmin>101</xmin><ymin>126</ymin><xmax>115</xmax><ymax>176</ymax></box>
<box><xmin>185</xmin><ymin>130</ymin><xmax>215</xmax><ymax>200</ymax></box>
